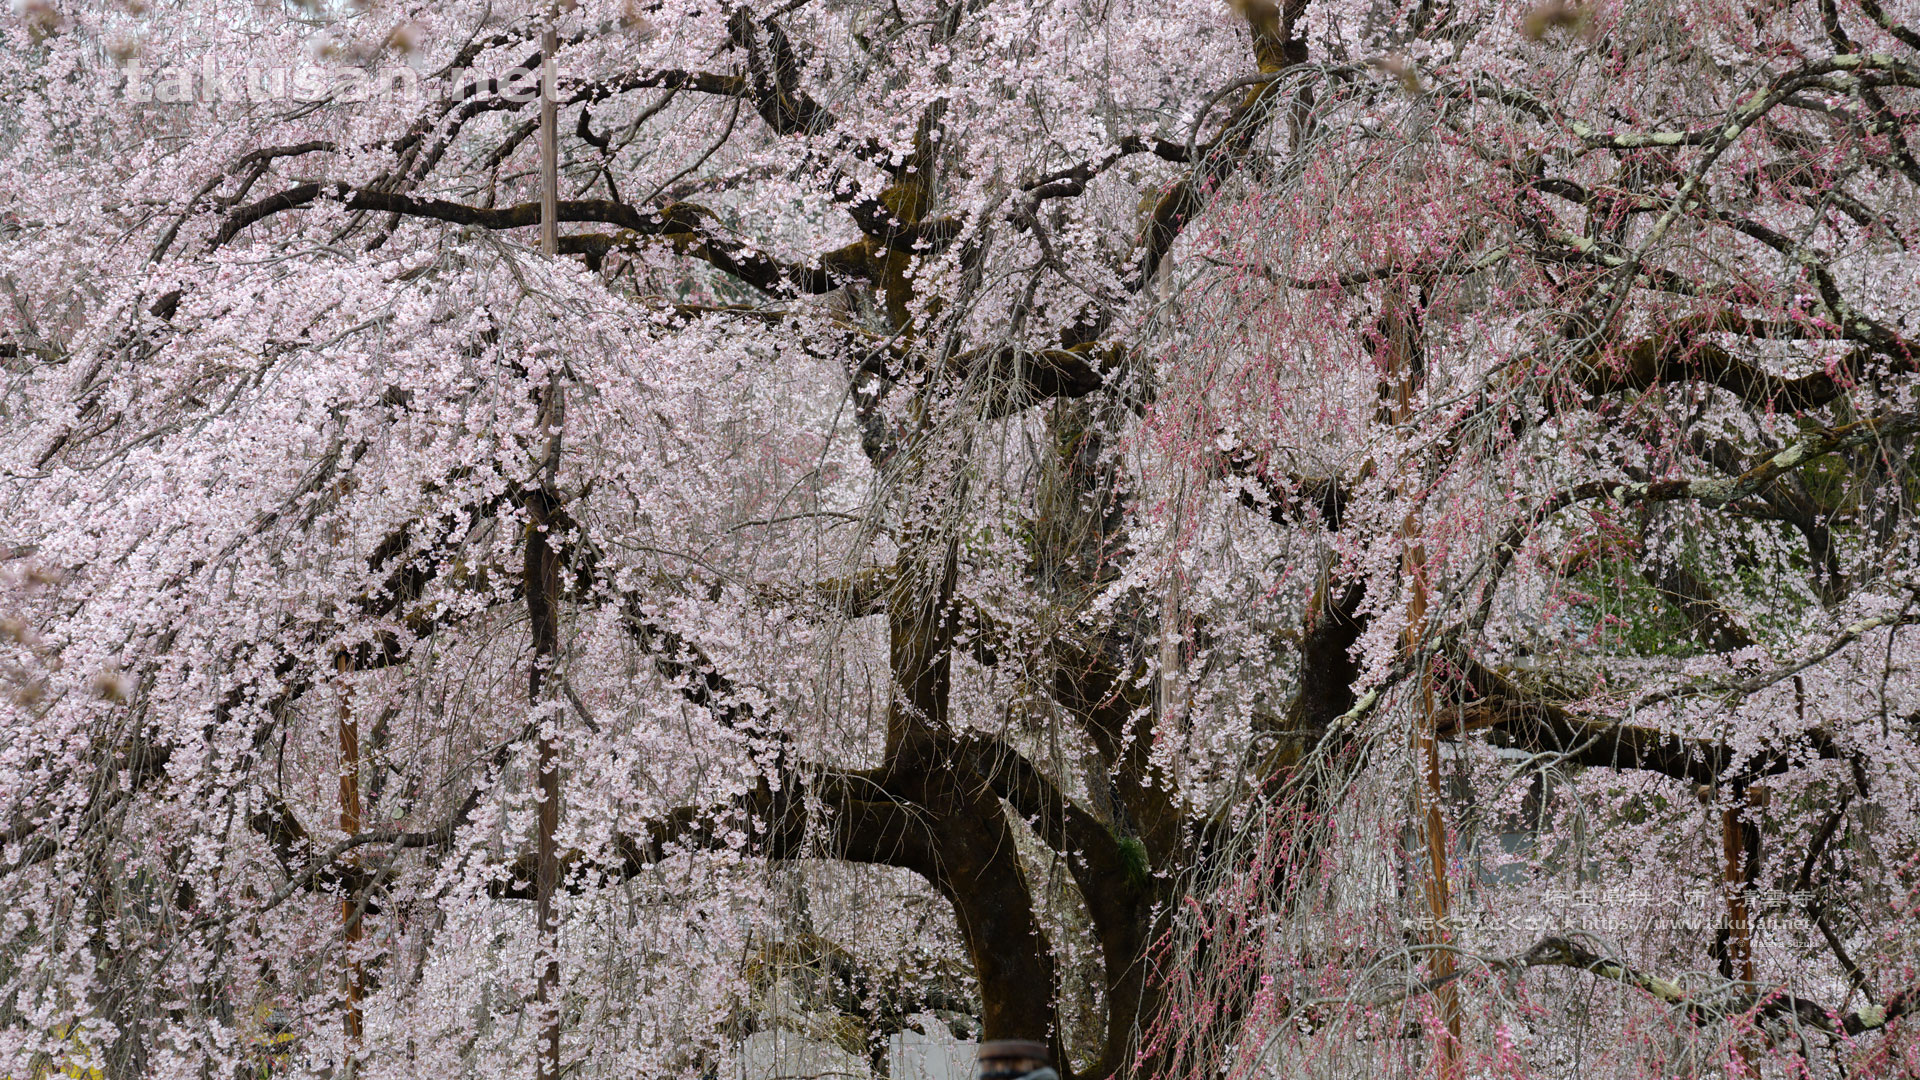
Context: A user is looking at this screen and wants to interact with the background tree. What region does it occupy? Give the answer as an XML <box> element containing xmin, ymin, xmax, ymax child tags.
<box><xmin>1</xmin><ymin>0</ymin><xmax>1918</xmax><ymax>1078</ymax></box>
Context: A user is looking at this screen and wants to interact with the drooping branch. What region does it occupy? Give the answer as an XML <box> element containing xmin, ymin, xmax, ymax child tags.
<box><xmin>1215</xmin><ymin>446</ymin><xmax>1351</xmax><ymax>530</ymax></box>
<box><xmin>1363</xmin><ymin>935</ymin><xmax>1919</xmax><ymax>1038</ymax></box>
<box><xmin>1461</xmin><ymin>402</ymin><xmax>1920</xmax><ymax>615</ymax></box>
<box><xmin>958</xmin><ymin>341</ymin><xmax>1131</xmax><ymax>411</ymax></box>
<box><xmin>1136</xmin><ymin>0</ymin><xmax>1307</xmax><ymax>285</ymax></box>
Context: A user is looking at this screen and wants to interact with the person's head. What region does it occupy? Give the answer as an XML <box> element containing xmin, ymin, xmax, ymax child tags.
<box><xmin>976</xmin><ymin>1041</ymin><xmax>1051</xmax><ymax>1080</ymax></box>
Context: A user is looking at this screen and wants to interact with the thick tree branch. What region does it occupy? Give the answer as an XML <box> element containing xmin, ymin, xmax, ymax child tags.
<box><xmin>1446</xmin><ymin>660</ymin><xmax>1845</xmax><ymax>789</ymax></box>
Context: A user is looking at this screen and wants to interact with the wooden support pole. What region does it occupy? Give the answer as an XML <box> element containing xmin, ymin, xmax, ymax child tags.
<box><xmin>1407</xmin><ymin>543</ymin><xmax>1462</xmax><ymax>1079</ymax></box>
<box><xmin>1385</xmin><ymin>282</ymin><xmax>1462</xmax><ymax>1079</ymax></box>
<box><xmin>336</xmin><ymin>651</ymin><xmax>364</xmax><ymax>1046</ymax></box>
<box><xmin>1722</xmin><ymin>785</ymin><xmax>1762</xmax><ymax>1074</ymax></box>
<box><xmin>533</xmin><ymin>23</ymin><xmax>563</xmax><ymax>1080</ymax></box>
<box><xmin>531</xmin><ymin>509</ymin><xmax>561</xmax><ymax>1080</ymax></box>
<box><xmin>540</xmin><ymin>26</ymin><xmax>558</xmax><ymax>261</ymax></box>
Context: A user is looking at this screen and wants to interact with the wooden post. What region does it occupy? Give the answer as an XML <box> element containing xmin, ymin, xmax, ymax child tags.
<box><xmin>531</xmin><ymin>512</ymin><xmax>561</xmax><ymax>1080</ymax></box>
<box><xmin>1385</xmin><ymin>282</ymin><xmax>1462</xmax><ymax>1079</ymax></box>
<box><xmin>1721</xmin><ymin>801</ymin><xmax>1757</xmax><ymax>986</ymax></box>
<box><xmin>540</xmin><ymin>27</ymin><xmax>558</xmax><ymax>261</ymax></box>
<box><xmin>533</xmin><ymin>23</ymin><xmax>563</xmax><ymax>1080</ymax></box>
<box><xmin>336</xmin><ymin>651</ymin><xmax>364</xmax><ymax>1046</ymax></box>
<box><xmin>1722</xmin><ymin>786</ymin><xmax>1761</xmax><ymax>1074</ymax></box>
<box><xmin>1408</xmin><ymin>562</ymin><xmax>1462</xmax><ymax>1078</ymax></box>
